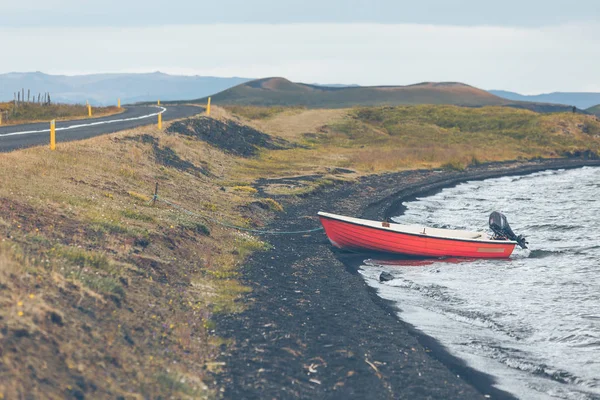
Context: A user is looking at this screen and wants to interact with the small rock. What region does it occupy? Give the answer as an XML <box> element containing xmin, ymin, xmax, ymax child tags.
<box><xmin>48</xmin><ymin>311</ymin><xmax>64</xmax><ymax>326</ymax></box>
<box><xmin>379</xmin><ymin>272</ymin><xmax>394</xmax><ymax>282</ymax></box>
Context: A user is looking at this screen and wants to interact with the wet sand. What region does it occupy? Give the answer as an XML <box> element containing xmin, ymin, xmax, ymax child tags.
<box><xmin>214</xmin><ymin>158</ymin><xmax>600</xmax><ymax>399</ymax></box>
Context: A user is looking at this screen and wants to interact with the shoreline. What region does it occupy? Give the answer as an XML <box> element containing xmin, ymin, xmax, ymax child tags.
<box><xmin>215</xmin><ymin>158</ymin><xmax>600</xmax><ymax>399</ymax></box>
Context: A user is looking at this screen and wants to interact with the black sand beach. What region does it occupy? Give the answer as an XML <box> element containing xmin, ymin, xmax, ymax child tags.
<box><xmin>215</xmin><ymin>158</ymin><xmax>600</xmax><ymax>399</ymax></box>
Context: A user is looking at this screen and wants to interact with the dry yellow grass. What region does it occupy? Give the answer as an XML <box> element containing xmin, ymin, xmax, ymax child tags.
<box><xmin>223</xmin><ymin>105</ymin><xmax>600</xmax><ymax>180</ymax></box>
<box><xmin>243</xmin><ymin>108</ymin><xmax>348</xmax><ymax>141</ymax></box>
<box><xmin>0</xmin><ymin>102</ymin><xmax>124</xmax><ymax>126</ymax></box>
<box><xmin>0</xmin><ymin>120</ymin><xmax>273</xmax><ymax>398</ymax></box>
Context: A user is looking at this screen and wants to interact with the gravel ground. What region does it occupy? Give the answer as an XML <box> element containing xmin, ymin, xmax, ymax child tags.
<box><xmin>214</xmin><ymin>158</ymin><xmax>600</xmax><ymax>400</ymax></box>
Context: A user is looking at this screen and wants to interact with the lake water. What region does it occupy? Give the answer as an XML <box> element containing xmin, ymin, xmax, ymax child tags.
<box><xmin>358</xmin><ymin>167</ymin><xmax>600</xmax><ymax>399</ymax></box>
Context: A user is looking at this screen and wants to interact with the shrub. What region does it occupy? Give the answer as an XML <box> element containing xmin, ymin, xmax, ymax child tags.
<box><xmin>233</xmin><ymin>186</ymin><xmax>258</xmax><ymax>194</ymax></box>
<box><xmin>469</xmin><ymin>155</ymin><xmax>482</xmax><ymax>167</ymax></box>
<box><xmin>441</xmin><ymin>160</ymin><xmax>466</xmax><ymax>171</ymax></box>
<box><xmin>121</xmin><ymin>209</ymin><xmax>155</xmax><ymax>223</ymax></box>
<box><xmin>226</xmin><ymin>105</ymin><xmax>306</xmax><ymax>120</ymax></box>
<box><xmin>56</xmin><ymin>247</ymin><xmax>110</xmax><ymax>270</ymax></box>
<box><xmin>261</xmin><ymin>198</ymin><xmax>284</xmax><ymax>212</ymax></box>
<box><xmin>181</xmin><ymin>221</ymin><xmax>211</xmax><ymax>236</ymax></box>
<box><xmin>128</xmin><ymin>191</ymin><xmax>151</xmax><ymax>202</ymax></box>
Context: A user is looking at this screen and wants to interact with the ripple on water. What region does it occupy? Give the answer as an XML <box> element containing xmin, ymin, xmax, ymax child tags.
<box><xmin>362</xmin><ymin>167</ymin><xmax>600</xmax><ymax>400</ymax></box>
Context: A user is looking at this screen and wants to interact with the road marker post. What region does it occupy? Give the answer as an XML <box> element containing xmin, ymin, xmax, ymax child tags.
<box><xmin>50</xmin><ymin>120</ymin><xmax>56</xmax><ymax>150</ymax></box>
<box><xmin>206</xmin><ymin>97</ymin><xmax>211</xmax><ymax>116</ymax></box>
<box><xmin>0</xmin><ymin>113</ymin><xmax>2</xmax><ymax>126</ymax></box>
<box><xmin>88</xmin><ymin>104</ymin><xmax>92</xmax><ymax>117</ymax></box>
<box><xmin>118</xmin><ymin>98</ymin><xmax>121</xmax><ymax>108</ymax></box>
<box><xmin>158</xmin><ymin>113</ymin><xmax>162</xmax><ymax>130</ymax></box>
<box><xmin>158</xmin><ymin>99</ymin><xmax>160</xmax><ymax>106</ymax></box>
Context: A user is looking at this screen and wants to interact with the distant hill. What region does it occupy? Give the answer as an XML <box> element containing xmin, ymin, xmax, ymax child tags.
<box><xmin>311</xmin><ymin>83</ymin><xmax>361</xmax><ymax>88</ymax></box>
<box><xmin>0</xmin><ymin>72</ymin><xmax>251</xmax><ymax>106</ymax></box>
<box><xmin>190</xmin><ymin>77</ymin><xmax>507</xmax><ymax>108</ymax></box>
<box><xmin>587</xmin><ymin>104</ymin><xmax>600</xmax><ymax>116</ymax></box>
<box><xmin>490</xmin><ymin>90</ymin><xmax>600</xmax><ymax>110</ymax></box>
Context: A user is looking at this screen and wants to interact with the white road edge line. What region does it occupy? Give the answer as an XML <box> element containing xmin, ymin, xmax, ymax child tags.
<box><xmin>0</xmin><ymin>106</ymin><xmax>167</xmax><ymax>138</ymax></box>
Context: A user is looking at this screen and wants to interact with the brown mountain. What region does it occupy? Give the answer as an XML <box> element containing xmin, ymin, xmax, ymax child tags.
<box><xmin>192</xmin><ymin>77</ymin><xmax>506</xmax><ymax>108</ymax></box>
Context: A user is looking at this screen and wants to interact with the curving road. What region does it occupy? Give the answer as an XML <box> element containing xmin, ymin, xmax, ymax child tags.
<box><xmin>0</xmin><ymin>105</ymin><xmax>202</xmax><ymax>152</ymax></box>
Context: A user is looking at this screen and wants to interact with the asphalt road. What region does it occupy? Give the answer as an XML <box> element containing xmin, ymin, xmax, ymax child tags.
<box><xmin>0</xmin><ymin>105</ymin><xmax>201</xmax><ymax>152</ymax></box>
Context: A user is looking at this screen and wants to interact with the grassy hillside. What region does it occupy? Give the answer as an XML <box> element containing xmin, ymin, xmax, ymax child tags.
<box><xmin>190</xmin><ymin>77</ymin><xmax>507</xmax><ymax>108</ymax></box>
<box><xmin>0</xmin><ymin>102</ymin><xmax>122</xmax><ymax>125</ymax></box>
<box><xmin>587</xmin><ymin>104</ymin><xmax>600</xmax><ymax>116</ymax></box>
<box><xmin>1</xmin><ymin>104</ymin><xmax>599</xmax><ymax>397</ymax></box>
<box><xmin>225</xmin><ymin>105</ymin><xmax>600</xmax><ymax>178</ymax></box>
<box><xmin>0</xmin><ymin>123</ymin><xmax>279</xmax><ymax>398</ymax></box>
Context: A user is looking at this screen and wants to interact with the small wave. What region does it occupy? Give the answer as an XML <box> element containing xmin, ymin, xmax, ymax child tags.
<box><xmin>575</xmin><ymin>245</ymin><xmax>600</xmax><ymax>253</ymax></box>
<box><xmin>435</xmin><ymin>307</ymin><xmax>529</xmax><ymax>340</ymax></box>
<box><xmin>510</xmin><ymin>170</ymin><xmax>565</xmax><ymax>182</ymax></box>
<box><xmin>504</xmin><ymin>358</ymin><xmax>584</xmax><ymax>386</ymax></box>
<box><xmin>525</xmin><ymin>223</ymin><xmax>582</xmax><ymax>232</ymax></box>
<box><xmin>377</xmin><ymin>166</ymin><xmax>600</xmax><ymax>399</ymax></box>
<box><xmin>385</xmin><ymin>278</ymin><xmax>461</xmax><ymax>304</ymax></box>
<box><xmin>548</xmin><ymin>332</ymin><xmax>600</xmax><ymax>346</ymax></box>
<box><xmin>528</xmin><ymin>249</ymin><xmax>565</xmax><ymax>259</ymax></box>
<box><xmin>525</xmin><ymin>247</ymin><xmax>597</xmax><ymax>259</ymax></box>
<box><xmin>468</xmin><ymin>340</ymin><xmax>590</xmax><ymax>387</ymax></box>
<box><xmin>579</xmin><ymin>314</ymin><xmax>600</xmax><ymax>321</ymax></box>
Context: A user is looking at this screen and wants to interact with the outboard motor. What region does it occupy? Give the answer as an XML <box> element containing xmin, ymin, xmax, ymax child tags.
<box><xmin>489</xmin><ymin>211</ymin><xmax>528</xmax><ymax>249</ymax></box>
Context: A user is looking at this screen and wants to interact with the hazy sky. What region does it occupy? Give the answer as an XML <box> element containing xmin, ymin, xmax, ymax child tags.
<box><xmin>2</xmin><ymin>0</ymin><xmax>599</xmax><ymax>93</ymax></box>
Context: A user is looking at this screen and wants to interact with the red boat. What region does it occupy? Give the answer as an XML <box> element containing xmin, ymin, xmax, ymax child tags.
<box><xmin>318</xmin><ymin>211</ymin><xmax>527</xmax><ymax>259</ymax></box>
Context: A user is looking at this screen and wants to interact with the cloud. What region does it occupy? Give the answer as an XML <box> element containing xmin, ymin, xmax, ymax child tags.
<box><xmin>1</xmin><ymin>23</ymin><xmax>598</xmax><ymax>93</ymax></box>
<box><xmin>2</xmin><ymin>0</ymin><xmax>599</xmax><ymax>27</ymax></box>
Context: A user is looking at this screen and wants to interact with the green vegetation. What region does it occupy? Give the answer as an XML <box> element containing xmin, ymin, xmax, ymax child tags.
<box><xmin>587</xmin><ymin>104</ymin><xmax>600</xmax><ymax>116</ymax></box>
<box><xmin>69</xmin><ymin>268</ymin><xmax>125</xmax><ymax>298</ymax></box>
<box><xmin>233</xmin><ymin>185</ymin><xmax>258</xmax><ymax>194</ymax></box>
<box><xmin>231</xmin><ymin>105</ymin><xmax>600</xmax><ymax>178</ymax></box>
<box><xmin>121</xmin><ymin>209</ymin><xmax>156</xmax><ymax>222</ymax></box>
<box><xmin>55</xmin><ymin>246</ymin><xmax>110</xmax><ymax>270</ymax></box>
<box><xmin>323</xmin><ymin>105</ymin><xmax>600</xmax><ymax>171</ymax></box>
<box><xmin>260</xmin><ymin>198</ymin><xmax>284</xmax><ymax>212</ymax></box>
<box><xmin>128</xmin><ymin>190</ymin><xmax>152</xmax><ymax>202</ymax></box>
<box><xmin>180</xmin><ymin>220</ymin><xmax>211</xmax><ymax>236</ymax></box>
<box><xmin>154</xmin><ymin>372</ymin><xmax>208</xmax><ymax>397</ymax></box>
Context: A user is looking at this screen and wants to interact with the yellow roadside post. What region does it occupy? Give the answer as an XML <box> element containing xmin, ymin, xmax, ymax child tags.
<box><xmin>88</xmin><ymin>104</ymin><xmax>92</xmax><ymax>117</ymax></box>
<box><xmin>50</xmin><ymin>120</ymin><xmax>56</xmax><ymax>150</ymax></box>
<box><xmin>158</xmin><ymin>113</ymin><xmax>162</xmax><ymax>130</ymax></box>
<box><xmin>118</xmin><ymin>98</ymin><xmax>121</xmax><ymax>108</ymax></box>
<box><xmin>158</xmin><ymin>99</ymin><xmax>160</xmax><ymax>106</ymax></box>
<box><xmin>206</xmin><ymin>97</ymin><xmax>211</xmax><ymax>116</ymax></box>
<box><xmin>0</xmin><ymin>113</ymin><xmax>3</xmax><ymax>126</ymax></box>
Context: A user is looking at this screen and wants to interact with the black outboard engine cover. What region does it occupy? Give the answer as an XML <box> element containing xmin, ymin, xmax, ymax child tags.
<box><xmin>489</xmin><ymin>211</ymin><xmax>528</xmax><ymax>249</ymax></box>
